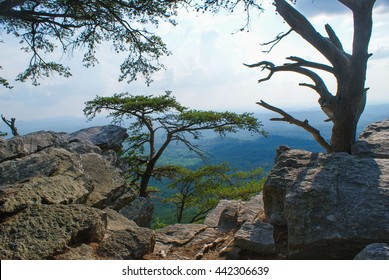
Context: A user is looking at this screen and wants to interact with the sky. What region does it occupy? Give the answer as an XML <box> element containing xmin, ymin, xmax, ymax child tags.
<box><xmin>1</xmin><ymin>0</ymin><xmax>389</xmax><ymax>123</ymax></box>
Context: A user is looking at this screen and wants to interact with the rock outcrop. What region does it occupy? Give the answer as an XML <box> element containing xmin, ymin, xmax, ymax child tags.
<box><xmin>262</xmin><ymin>119</ymin><xmax>389</xmax><ymax>259</ymax></box>
<box><xmin>145</xmin><ymin>118</ymin><xmax>389</xmax><ymax>260</ymax></box>
<box><xmin>2</xmin><ymin>118</ymin><xmax>389</xmax><ymax>260</ymax></box>
<box><xmin>144</xmin><ymin>193</ymin><xmax>270</xmax><ymax>260</ymax></box>
<box><xmin>353</xmin><ymin>243</ymin><xmax>389</xmax><ymax>260</ymax></box>
<box><xmin>0</xmin><ymin>126</ymin><xmax>154</xmax><ymax>260</ymax></box>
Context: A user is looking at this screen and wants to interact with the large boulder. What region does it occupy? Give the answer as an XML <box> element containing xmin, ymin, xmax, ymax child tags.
<box><xmin>352</xmin><ymin>119</ymin><xmax>389</xmax><ymax>158</ymax></box>
<box><xmin>263</xmin><ymin>147</ymin><xmax>389</xmax><ymax>259</ymax></box>
<box><xmin>234</xmin><ymin>221</ymin><xmax>276</xmax><ymax>256</ymax></box>
<box><xmin>119</xmin><ymin>197</ymin><xmax>154</xmax><ymax>228</ymax></box>
<box><xmin>69</xmin><ymin>125</ymin><xmax>128</xmax><ymax>152</ymax></box>
<box><xmin>0</xmin><ymin>126</ymin><xmax>156</xmax><ymax>260</ymax></box>
<box><xmin>0</xmin><ymin>204</ymin><xmax>107</xmax><ymax>259</ymax></box>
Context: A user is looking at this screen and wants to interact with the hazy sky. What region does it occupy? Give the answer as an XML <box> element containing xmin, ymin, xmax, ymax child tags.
<box><xmin>1</xmin><ymin>0</ymin><xmax>389</xmax><ymax>122</ymax></box>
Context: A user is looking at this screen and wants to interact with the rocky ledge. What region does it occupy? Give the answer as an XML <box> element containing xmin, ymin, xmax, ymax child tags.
<box><xmin>0</xmin><ymin>126</ymin><xmax>154</xmax><ymax>259</ymax></box>
<box><xmin>1</xmin><ymin>120</ymin><xmax>389</xmax><ymax>260</ymax></box>
<box><xmin>144</xmin><ymin>119</ymin><xmax>389</xmax><ymax>260</ymax></box>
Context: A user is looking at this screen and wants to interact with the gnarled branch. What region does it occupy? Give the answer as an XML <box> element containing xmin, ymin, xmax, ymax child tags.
<box><xmin>257</xmin><ymin>100</ymin><xmax>331</xmax><ymax>153</ymax></box>
<box><xmin>244</xmin><ymin>60</ymin><xmax>334</xmax><ymax>102</ymax></box>
<box><xmin>273</xmin><ymin>0</ymin><xmax>350</xmax><ymax>75</ymax></box>
<box><xmin>1</xmin><ymin>115</ymin><xmax>19</xmax><ymax>136</ymax></box>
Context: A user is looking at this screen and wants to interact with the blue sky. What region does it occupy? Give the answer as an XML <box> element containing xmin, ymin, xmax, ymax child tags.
<box><xmin>1</xmin><ymin>0</ymin><xmax>389</xmax><ymax>122</ymax></box>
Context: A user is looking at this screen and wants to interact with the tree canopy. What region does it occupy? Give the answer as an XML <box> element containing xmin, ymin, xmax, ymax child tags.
<box><xmin>84</xmin><ymin>91</ymin><xmax>266</xmax><ymax>197</ymax></box>
<box><xmin>0</xmin><ymin>0</ymin><xmax>179</xmax><ymax>86</ymax></box>
<box><xmin>164</xmin><ymin>163</ymin><xmax>264</xmax><ymax>223</ymax></box>
<box><xmin>0</xmin><ymin>0</ymin><xmax>266</xmax><ymax>87</ymax></box>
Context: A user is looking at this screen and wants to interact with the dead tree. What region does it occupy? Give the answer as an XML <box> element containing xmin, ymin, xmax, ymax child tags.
<box><xmin>246</xmin><ymin>0</ymin><xmax>376</xmax><ymax>153</ymax></box>
<box><xmin>1</xmin><ymin>115</ymin><xmax>19</xmax><ymax>137</ymax></box>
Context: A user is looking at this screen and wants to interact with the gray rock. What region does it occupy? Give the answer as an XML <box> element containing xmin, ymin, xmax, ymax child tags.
<box><xmin>0</xmin><ymin>147</ymin><xmax>84</xmax><ymax>186</ymax></box>
<box><xmin>234</xmin><ymin>221</ymin><xmax>276</xmax><ymax>255</ymax></box>
<box><xmin>352</xmin><ymin>119</ymin><xmax>389</xmax><ymax>158</ymax></box>
<box><xmin>97</xmin><ymin>228</ymin><xmax>155</xmax><ymax>259</ymax></box>
<box><xmin>55</xmin><ymin>244</ymin><xmax>97</xmax><ymax>260</ymax></box>
<box><xmin>69</xmin><ymin>125</ymin><xmax>128</xmax><ymax>152</ymax></box>
<box><xmin>119</xmin><ymin>197</ymin><xmax>154</xmax><ymax>228</ymax></box>
<box><xmin>354</xmin><ymin>243</ymin><xmax>389</xmax><ymax>260</ymax></box>
<box><xmin>156</xmin><ymin>224</ymin><xmax>207</xmax><ymax>246</ymax></box>
<box><xmin>99</xmin><ymin>208</ymin><xmax>155</xmax><ymax>259</ymax></box>
<box><xmin>0</xmin><ymin>137</ymin><xmax>27</xmax><ymax>162</ymax></box>
<box><xmin>0</xmin><ymin>174</ymin><xmax>93</xmax><ymax>215</ymax></box>
<box><xmin>204</xmin><ymin>194</ymin><xmax>264</xmax><ymax>232</ymax></box>
<box><xmin>0</xmin><ymin>204</ymin><xmax>107</xmax><ymax>260</ymax></box>
<box><xmin>205</xmin><ymin>200</ymin><xmax>241</xmax><ymax>232</ymax></box>
<box><xmin>264</xmin><ymin>149</ymin><xmax>389</xmax><ymax>259</ymax></box>
<box><xmin>81</xmin><ymin>153</ymin><xmax>129</xmax><ymax>209</ymax></box>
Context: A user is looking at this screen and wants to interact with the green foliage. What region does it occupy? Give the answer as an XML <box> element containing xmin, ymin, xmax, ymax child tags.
<box><xmin>84</xmin><ymin>91</ymin><xmax>266</xmax><ymax>197</ymax></box>
<box><xmin>164</xmin><ymin>163</ymin><xmax>265</xmax><ymax>223</ymax></box>
<box><xmin>0</xmin><ymin>0</ymin><xmax>178</xmax><ymax>85</ymax></box>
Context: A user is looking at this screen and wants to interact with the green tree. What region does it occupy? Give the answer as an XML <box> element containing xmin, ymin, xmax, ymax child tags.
<box><xmin>164</xmin><ymin>163</ymin><xmax>264</xmax><ymax>224</ymax></box>
<box><xmin>0</xmin><ymin>0</ymin><xmax>179</xmax><ymax>86</ymax></box>
<box><xmin>84</xmin><ymin>91</ymin><xmax>266</xmax><ymax>197</ymax></box>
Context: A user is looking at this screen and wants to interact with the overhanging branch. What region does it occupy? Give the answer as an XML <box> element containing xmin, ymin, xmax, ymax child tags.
<box><xmin>257</xmin><ymin>100</ymin><xmax>331</xmax><ymax>153</ymax></box>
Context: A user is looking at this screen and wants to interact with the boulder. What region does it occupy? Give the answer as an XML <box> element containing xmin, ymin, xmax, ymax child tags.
<box><xmin>234</xmin><ymin>221</ymin><xmax>276</xmax><ymax>256</ymax></box>
<box><xmin>119</xmin><ymin>197</ymin><xmax>154</xmax><ymax>228</ymax></box>
<box><xmin>353</xmin><ymin>243</ymin><xmax>389</xmax><ymax>260</ymax></box>
<box><xmin>0</xmin><ymin>175</ymin><xmax>93</xmax><ymax>216</ymax></box>
<box><xmin>352</xmin><ymin>119</ymin><xmax>389</xmax><ymax>158</ymax></box>
<box><xmin>204</xmin><ymin>194</ymin><xmax>265</xmax><ymax>232</ymax></box>
<box><xmin>97</xmin><ymin>228</ymin><xmax>155</xmax><ymax>260</ymax></box>
<box><xmin>69</xmin><ymin>125</ymin><xmax>128</xmax><ymax>152</ymax></box>
<box><xmin>97</xmin><ymin>209</ymin><xmax>155</xmax><ymax>260</ymax></box>
<box><xmin>264</xmin><ymin>148</ymin><xmax>389</xmax><ymax>259</ymax></box>
<box><xmin>80</xmin><ymin>153</ymin><xmax>130</xmax><ymax>209</ymax></box>
<box><xmin>0</xmin><ymin>125</ymin><xmax>156</xmax><ymax>260</ymax></box>
<box><xmin>0</xmin><ymin>204</ymin><xmax>107</xmax><ymax>260</ymax></box>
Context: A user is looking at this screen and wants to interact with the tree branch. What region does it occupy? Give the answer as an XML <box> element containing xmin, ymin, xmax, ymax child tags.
<box><xmin>244</xmin><ymin>60</ymin><xmax>334</xmax><ymax>102</ymax></box>
<box><xmin>261</xmin><ymin>28</ymin><xmax>293</xmax><ymax>53</ymax></box>
<box><xmin>257</xmin><ymin>100</ymin><xmax>331</xmax><ymax>153</ymax></box>
<box><xmin>325</xmin><ymin>24</ymin><xmax>344</xmax><ymax>52</ymax></box>
<box><xmin>273</xmin><ymin>0</ymin><xmax>350</xmax><ymax>75</ymax></box>
<box><xmin>1</xmin><ymin>114</ymin><xmax>19</xmax><ymax>136</ymax></box>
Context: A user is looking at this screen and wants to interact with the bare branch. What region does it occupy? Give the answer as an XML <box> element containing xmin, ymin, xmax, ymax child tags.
<box><xmin>257</xmin><ymin>100</ymin><xmax>331</xmax><ymax>153</ymax></box>
<box><xmin>244</xmin><ymin>60</ymin><xmax>334</xmax><ymax>102</ymax></box>
<box><xmin>1</xmin><ymin>114</ymin><xmax>19</xmax><ymax>136</ymax></box>
<box><xmin>273</xmin><ymin>0</ymin><xmax>350</xmax><ymax>74</ymax></box>
<box><xmin>261</xmin><ymin>29</ymin><xmax>293</xmax><ymax>53</ymax></box>
<box><xmin>286</xmin><ymin>56</ymin><xmax>334</xmax><ymax>74</ymax></box>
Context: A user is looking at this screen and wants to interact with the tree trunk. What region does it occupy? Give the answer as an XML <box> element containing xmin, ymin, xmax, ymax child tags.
<box><xmin>271</xmin><ymin>0</ymin><xmax>375</xmax><ymax>153</ymax></box>
<box><xmin>139</xmin><ymin>162</ymin><xmax>156</xmax><ymax>197</ymax></box>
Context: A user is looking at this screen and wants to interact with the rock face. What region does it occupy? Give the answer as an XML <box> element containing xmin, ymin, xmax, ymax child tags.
<box><xmin>69</xmin><ymin>125</ymin><xmax>128</xmax><ymax>152</ymax></box>
<box><xmin>353</xmin><ymin>243</ymin><xmax>389</xmax><ymax>260</ymax></box>
<box><xmin>263</xmin><ymin>119</ymin><xmax>389</xmax><ymax>259</ymax></box>
<box><xmin>144</xmin><ymin>194</ymin><xmax>271</xmax><ymax>260</ymax></box>
<box><xmin>352</xmin><ymin>119</ymin><xmax>389</xmax><ymax>158</ymax></box>
<box><xmin>0</xmin><ymin>126</ymin><xmax>154</xmax><ymax>260</ymax></box>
